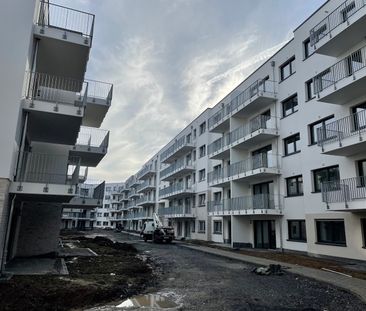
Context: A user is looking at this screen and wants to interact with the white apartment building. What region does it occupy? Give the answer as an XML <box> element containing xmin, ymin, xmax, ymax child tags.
<box><xmin>122</xmin><ymin>0</ymin><xmax>366</xmax><ymax>261</ymax></box>
<box><xmin>0</xmin><ymin>0</ymin><xmax>112</xmax><ymax>271</ymax></box>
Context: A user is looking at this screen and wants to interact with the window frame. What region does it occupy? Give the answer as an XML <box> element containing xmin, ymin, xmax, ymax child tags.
<box><xmin>303</xmin><ymin>37</ymin><xmax>315</xmax><ymax>60</ymax></box>
<box><xmin>198</xmin><ymin>169</ymin><xmax>206</xmax><ymax>182</ymax></box>
<box><xmin>316</xmin><ymin>219</ymin><xmax>346</xmax><ymax>246</ymax></box>
<box><xmin>213</xmin><ymin>221</ymin><xmax>223</xmax><ymax>234</ymax></box>
<box><xmin>282</xmin><ymin>94</ymin><xmax>298</xmax><ymax>118</ymax></box>
<box><xmin>199</xmin><ymin>122</ymin><xmax>206</xmax><ymax>135</ymax></box>
<box><xmin>284</xmin><ymin>133</ymin><xmax>301</xmax><ymax>156</ymax></box>
<box><xmin>309</xmin><ymin>115</ymin><xmax>335</xmax><ymax>145</ymax></box>
<box><xmin>280</xmin><ymin>56</ymin><xmax>296</xmax><ymax>81</ymax></box>
<box><xmin>199</xmin><ymin>145</ymin><xmax>206</xmax><ymax>158</ymax></box>
<box><xmin>198</xmin><ymin>193</ymin><xmax>206</xmax><ymax>206</ymax></box>
<box><xmin>288</xmin><ymin>220</ymin><xmax>307</xmax><ymax>242</ymax></box>
<box><xmin>305</xmin><ymin>79</ymin><xmax>315</xmax><ymax>101</ymax></box>
<box><xmin>198</xmin><ymin>220</ymin><xmax>206</xmax><ymax>233</ymax></box>
<box><xmin>312</xmin><ymin>165</ymin><xmax>340</xmax><ymax>193</ymax></box>
<box><xmin>286</xmin><ymin>175</ymin><xmax>303</xmax><ymax>197</ymax></box>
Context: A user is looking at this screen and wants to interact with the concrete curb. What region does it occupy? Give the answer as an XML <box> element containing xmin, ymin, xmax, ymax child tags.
<box><xmin>179</xmin><ymin>243</ymin><xmax>366</xmax><ymax>303</ymax></box>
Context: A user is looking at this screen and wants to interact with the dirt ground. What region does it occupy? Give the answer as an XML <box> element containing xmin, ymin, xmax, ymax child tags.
<box><xmin>0</xmin><ymin>235</ymin><xmax>154</xmax><ymax>311</ymax></box>
<box><xmin>186</xmin><ymin>239</ymin><xmax>366</xmax><ymax>280</ymax></box>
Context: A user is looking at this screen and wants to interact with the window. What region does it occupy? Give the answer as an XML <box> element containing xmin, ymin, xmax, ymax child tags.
<box><xmin>280</xmin><ymin>56</ymin><xmax>295</xmax><ymax>81</ymax></box>
<box><xmin>198</xmin><ymin>221</ymin><xmax>206</xmax><ymax>233</ymax></box>
<box><xmin>288</xmin><ymin>220</ymin><xmax>307</xmax><ymax>241</ymax></box>
<box><xmin>97</xmin><ymin>221</ymin><xmax>101</xmax><ymax>226</ymax></box>
<box><xmin>186</xmin><ymin>133</ymin><xmax>191</xmax><ymax>143</ymax></box>
<box><xmin>105</xmin><ymin>187</ymin><xmax>111</xmax><ymax>191</ymax></box>
<box><xmin>357</xmin><ymin>159</ymin><xmax>366</xmax><ymax>187</ymax></box>
<box><xmin>104</xmin><ymin>213</ymin><xmax>109</xmax><ymax>217</ymax></box>
<box><xmin>282</xmin><ymin>94</ymin><xmax>298</xmax><ymax>117</ymax></box>
<box><xmin>193</xmin><ymin>150</ymin><xmax>196</xmax><ymax>161</ymax></box>
<box><xmin>309</xmin><ymin>115</ymin><xmax>335</xmax><ymax>145</ymax></box>
<box><xmin>316</xmin><ymin>220</ymin><xmax>346</xmax><ymax>246</ymax></box>
<box><xmin>199</xmin><ymin>169</ymin><xmax>206</xmax><ymax>182</ymax></box>
<box><xmin>103</xmin><ymin>221</ymin><xmax>109</xmax><ymax>226</ymax></box>
<box><xmin>306</xmin><ymin>79</ymin><xmax>315</xmax><ymax>101</ymax></box>
<box><xmin>199</xmin><ymin>122</ymin><xmax>206</xmax><ymax>135</ymax></box>
<box><xmin>313</xmin><ymin>165</ymin><xmax>340</xmax><ymax>193</ymax></box>
<box><xmin>213</xmin><ymin>221</ymin><xmax>222</xmax><ymax>234</ymax></box>
<box><xmin>352</xmin><ymin>102</ymin><xmax>366</xmax><ymax>131</ymax></box>
<box><xmin>104</xmin><ymin>204</ymin><xmax>110</xmax><ymax>209</ymax></box>
<box><xmin>284</xmin><ymin>133</ymin><xmax>300</xmax><ymax>155</ymax></box>
<box><xmin>193</xmin><ymin>129</ymin><xmax>197</xmax><ymax>139</ymax></box>
<box><xmin>286</xmin><ymin>175</ymin><xmax>303</xmax><ymax>197</ymax></box>
<box><xmin>362</xmin><ymin>219</ymin><xmax>366</xmax><ymax>247</ymax></box>
<box><xmin>191</xmin><ymin>221</ymin><xmax>195</xmax><ymax>233</ymax></box>
<box><xmin>198</xmin><ymin>193</ymin><xmax>206</xmax><ymax>206</ymax></box>
<box><xmin>199</xmin><ymin>145</ymin><xmax>206</xmax><ymax>158</ymax></box>
<box><xmin>214</xmin><ymin>191</ymin><xmax>222</xmax><ymax>203</ymax></box>
<box><xmin>97</xmin><ymin>213</ymin><xmax>102</xmax><ymax>217</ymax></box>
<box><xmin>303</xmin><ymin>37</ymin><xmax>315</xmax><ymax>59</ymax></box>
<box><xmin>105</xmin><ymin>195</ymin><xmax>111</xmax><ymax>200</ymax></box>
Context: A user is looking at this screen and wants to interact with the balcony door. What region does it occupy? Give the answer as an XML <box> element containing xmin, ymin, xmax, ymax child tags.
<box><xmin>352</xmin><ymin>102</ymin><xmax>366</xmax><ymax>131</ymax></box>
<box><xmin>252</xmin><ymin>145</ymin><xmax>272</xmax><ymax>169</ymax></box>
<box><xmin>252</xmin><ymin>181</ymin><xmax>273</xmax><ymax>209</ymax></box>
<box><xmin>250</xmin><ymin>110</ymin><xmax>270</xmax><ymax>133</ymax></box>
<box><xmin>254</xmin><ymin>220</ymin><xmax>276</xmax><ymax>249</ymax></box>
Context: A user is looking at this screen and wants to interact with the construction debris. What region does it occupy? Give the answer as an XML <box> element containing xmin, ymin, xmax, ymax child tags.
<box><xmin>252</xmin><ymin>264</ymin><xmax>284</xmax><ymax>276</ymax></box>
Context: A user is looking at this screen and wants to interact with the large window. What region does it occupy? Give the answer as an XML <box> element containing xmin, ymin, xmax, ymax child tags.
<box><xmin>199</xmin><ymin>169</ymin><xmax>206</xmax><ymax>182</ymax></box>
<box><xmin>306</xmin><ymin>79</ymin><xmax>315</xmax><ymax>101</ymax></box>
<box><xmin>286</xmin><ymin>175</ymin><xmax>303</xmax><ymax>197</ymax></box>
<box><xmin>309</xmin><ymin>115</ymin><xmax>335</xmax><ymax>145</ymax></box>
<box><xmin>282</xmin><ymin>94</ymin><xmax>298</xmax><ymax>117</ymax></box>
<box><xmin>288</xmin><ymin>220</ymin><xmax>307</xmax><ymax>241</ymax></box>
<box><xmin>199</xmin><ymin>145</ymin><xmax>206</xmax><ymax>158</ymax></box>
<box><xmin>199</xmin><ymin>122</ymin><xmax>206</xmax><ymax>135</ymax></box>
<box><xmin>316</xmin><ymin>220</ymin><xmax>346</xmax><ymax>246</ymax></box>
<box><xmin>280</xmin><ymin>56</ymin><xmax>296</xmax><ymax>81</ymax></box>
<box><xmin>198</xmin><ymin>221</ymin><xmax>206</xmax><ymax>233</ymax></box>
<box><xmin>312</xmin><ymin>165</ymin><xmax>339</xmax><ymax>193</ymax></box>
<box><xmin>303</xmin><ymin>37</ymin><xmax>315</xmax><ymax>59</ymax></box>
<box><xmin>198</xmin><ymin>193</ymin><xmax>206</xmax><ymax>206</ymax></box>
<box><xmin>284</xmin><ymin>133</ymin><xmax>300</xmax><ymax>156</ymax></box>
<box><xmin>213</xmin><ymin>221</ymin><xmax>222</xmax><ymax>234</ymax></box>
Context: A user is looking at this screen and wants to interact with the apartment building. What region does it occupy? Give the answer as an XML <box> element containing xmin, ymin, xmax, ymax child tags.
<box><xmin>121</xmin><ymin>0</ymin><xmax>366</xmax><ymax>261</ymax></box>
<box><xmin>0</xmin><ymin>0</ymin><xmax>112</xmax><ymax>271</ymax></box>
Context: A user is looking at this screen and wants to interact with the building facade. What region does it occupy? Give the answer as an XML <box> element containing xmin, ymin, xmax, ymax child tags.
<box><xmin>121</xmin><ymin>0</ymin><xmax>366</xmax><ymax>261</ymax></box>
<box><xmin>0</xmin><ymin>0</ymin><xmax>112</xmax><ymax>271</ymax></box>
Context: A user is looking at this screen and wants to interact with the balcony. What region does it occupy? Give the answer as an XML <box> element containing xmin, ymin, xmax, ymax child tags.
<box><xmin>128</xmin><ymin>189</ymin><xmax>141</xmax><ymax>199</ymax></box>
<box><xmin>208</xmin><ymin>154</ymin><xmax>281</xmax><ymax>187</ymax></box>
<box><xmin>62</xmin><ymin>211</ymin><xmax>96</xmax><ymax>220</ymax></box>
<box><xmin>322</xmin><ymin>177</ymin><xmax>366</xmax><ymax>211</ymax></box>
<box><xmin>83</xmin><ymin>80</ymin><xmax>113</xmax><ymax>128</ymax></box>
<box><xmin>23</xmin><ymin>71</ymin><xmax>88</xmax><ymax>145</ymax></box>
<box><xmin>313</xmin><ymin>45</ymin><xmax>366</xmax><ymax>104</ymax></box>
<box><xmin>136</xmin><ymin>180</ymin><xmax>156</xmax><ymax>193</ymax></box>
<box><xmin>208</xmin><ymin>104</ymin><xmax>231</xmax><ymax>133</ymax></box>
<box><xmin>160</xmin><ymin>158</ymin><xmax>195</xmax><ymax>181</ymax></box>
<box><xmin>229</xmin><ymin>79</ymin><xmax>276</xmax><ymax>117</ymax></box>
<box><xmin>310</xmin><ymin>0</ymin><xmax>366</xmax><ymax>57</ymax></box>
<box><xmin>126</xmin><ymin>175</ymin><xmax>140</xmax><ymax>188</ymax></box>
<box><xmin>63</xmin><ymin>180</ymin><xmax>105</xmax><ymax>209</ymax></box>
<box><xmin>10</xmin><ymin>152</ymin><xmax>80</xmax><ymax>201</ymax></box>
<box><xmin>158</xmin><ymin>206</ymin><xmax>194</xmax><ymax>218</ymax></box>
<box><xmin>317</xmin><ymin>109</ymin><xmax>366</xmax><ymax>156</ymax></box>
<box><xmin>70</xmin><ymin>126</ymin><xmax>109</xmax><ymax>167</ymax></box>
<box><xmin>34</xmin><ymin>1</ymin><xmax>94</xmax><ymax>81</ymax></box>
<box><xmin>208</xmin><ymin>194</ymin><xmax>283</xmax><ymax>216</ymax></box>
<box><xmin>137</xmin><ymin>195</ymin><xmax>156</xmax><ymax>207</ymax></box>
<box><xmin>159</xmin><ymin>183</ymin><xmax>195</xmax><ymax>200</ymax></box>
<box><xmin>127</xmin><ymin>200</ymin><xmax>139</xmax><ymax>209</ymax></box>
<box><xmin>137</xmin><ymin>164</ymin><xmax>156</xmax><ymax>180</ymax></box>
<box><xmin>208</xmin><ymin>115</ymin><xmax>278</xmax><ymax>160</ymax></box>
<box><xmin>160</xmin><ymin>136</ymin><xmax>195</xmax><ymax>163</ymax></box>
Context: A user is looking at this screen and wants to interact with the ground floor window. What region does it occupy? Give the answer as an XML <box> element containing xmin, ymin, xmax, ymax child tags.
<box><xmin>288</xmin><ymin>220</ymin><xmax>306</xmax><ymax>242</ymax></box>
<box><xmin>213</xmin><ymin>221</ymin><xmax>222</xmax><ymax>234</ymax></box>
<box><xmin>103</xmin><ymin>221</ymin><xmax>109</xmax><ymax>226</ymax></box>
<box><xmin>316</xmin><ymin>220</ymin><xmax>346</xmax><ymax>246</ymax></box>
<box><xmin>198</xmin><ymin>221</ymin><xmax>206</xmax><ymax>233</ymax></box>
<box><xmin>191</xmin><ymin>221</ymin><xmax>195</xmax><ymax>233</ymax></box>
<box><xmin>362</xmin><ymin>219</ymin><xmax>366</xmax><ymax>247</ymax></box>
<box><xmin>96</xmin><ymin>221</ymin><xmax>101</xmax><ymax>226</ymax></box>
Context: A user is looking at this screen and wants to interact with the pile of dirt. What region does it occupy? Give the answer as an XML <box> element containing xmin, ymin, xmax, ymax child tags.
<box><xmin>0</xmin><ymin>236</ymin><xmax>153</xmax><ymax>311</ymax></box>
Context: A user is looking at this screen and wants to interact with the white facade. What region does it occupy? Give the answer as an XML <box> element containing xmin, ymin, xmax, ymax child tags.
<box><xmin>0</xmin><ymin>0</ymin><xmax>112</xmax><ymax>269</ymax></box>
<box><xmin>122</xmin><ymin>0</ymin><xmax>366</xmax><ymax>261</ymax></box>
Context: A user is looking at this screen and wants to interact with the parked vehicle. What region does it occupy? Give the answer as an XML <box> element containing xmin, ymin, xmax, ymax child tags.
<box><xmin>140</xmin><ymin>213</ymin><xmax>174</xmax><ymax>243</ymax></box>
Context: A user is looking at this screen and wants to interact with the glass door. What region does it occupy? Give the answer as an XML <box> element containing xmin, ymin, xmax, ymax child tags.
<box><xmin>254</xmin><ymin>220</ymin><xmax>276</xmax><ymax>249</ymax></box>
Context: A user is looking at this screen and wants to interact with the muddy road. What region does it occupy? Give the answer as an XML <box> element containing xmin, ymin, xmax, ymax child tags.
<box><xmin>97</xmin><ymin>232</ymin><xmax>366</xmax><ymax>311</ymax></box>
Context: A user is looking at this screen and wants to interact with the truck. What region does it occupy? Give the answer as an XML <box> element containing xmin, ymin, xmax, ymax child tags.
<box><xmin>140</xmin><ymin>213</ymin><xmax>175</xmax><ymax>243</ymax></box>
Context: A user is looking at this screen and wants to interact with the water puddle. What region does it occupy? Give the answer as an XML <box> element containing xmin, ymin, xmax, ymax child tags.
<box><xmin>116</xmin><ymin>294</ymin><xmax>181</xmax><ymax>310</ymax></box>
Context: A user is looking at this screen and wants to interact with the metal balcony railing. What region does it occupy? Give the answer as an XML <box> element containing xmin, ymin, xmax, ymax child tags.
<box><xmin>37</xmin><ymin>1</ymin><xmax>95</xmax><ymax>40</ymax></box>
<box><xmin>85</xmin><ymin>79</ymin><xmax>113</xmax><ymax>105</ymax></box>
<box><xmin>208</xmin><ymin>134</ymin><xmax>230</xmax><ymax>156</ymax></box>
<box><xmin>137</xmin><ymin>195</ymin><xmax>156</xmax><ymax>205</ymax></box>
<box><xmin>313</xmin><ymin>45</ymin><xmax>366</xmax><ymax>95</ymax></box>
<box><xmin>160</xmin><ymin>136</ymin><xmax>194</xmax><ymax>162</ymax></box>
<box><xmin>24</xmin><ymin>71</ymin><xmax>88</xmax><ymax>108</ymax></box>
<box><xmin>208</xmin><ymin>79</ymin><xmax>275</xmax><ymax>130</ymax></box>
<box><xmin>158</xmin><ymin>205</ymin><xmax>192</xmax><ymax>217</ymax></box>
<box><xmin>321</xmin><ymin>176</ymin><xmax>366</xmax><ymax>204</ymax></box>
<box><xmin>75</xmin><ymin>126</ymin><xmax>109</xmax><ymax>150</ymax></box>
<box><xmin>159</xmin><ymin>182</ymin><xmax>194</xmax><ymax>198</ymax></box>
<box><xmin>62</xmin><ymin>212</ymin><xmax>95</xmax><ymax>219</ymax></box>
<box><xmin>75</xmin><ymin>180</ymin><xmax>105</xmax><ymax>200</ymax></box>
<box><xmin>160</xmin><ymin>157</ymin><xmax>194</xmax><ymax>179</ymax></box>
<box><xmin>15</xmin><ymin>151</ymin><xmax>81</xmax><ymax>187</ymax></box>
<box><xmin>208</xmin><ymin>153</ymin><xmax>280</xmax><ymax>185</ymax></box>
<box><xmin>208</xmin><ymin>194</ymin><xmax>281</xmax><ymax>214</ymax></box>
<box><xmin>310</xmin><ymin>0</ymin><xmax>365</xmax><ymax>47</ymax></box>
<box><xmin>317</xmin><ymin>109</ymin><xmax>366</xmax><ymax>149</ymax></box>
<box><xmin>136</xmin><ymin>180</ymin><xmax>156</xmax><ymax>192</ymax></box>
<box><xmin>137</xmin><ymin>164</ymin><xmax>156</xmax><ymax>180</ymax></box>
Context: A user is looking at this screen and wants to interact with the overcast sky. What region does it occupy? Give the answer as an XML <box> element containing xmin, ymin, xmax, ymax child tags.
<box><xmin>60</xmin><ymin>0</ymin><xmax>326</xmax><ymax>182</ymax></box>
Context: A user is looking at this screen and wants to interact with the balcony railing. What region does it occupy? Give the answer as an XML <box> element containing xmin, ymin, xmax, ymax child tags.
<box><xmin>85</xmin><ymin>79</ymin><xmax>113</xmax><ymax>105</ymax></box>
<box><xmin>208</xmin><ymin>194</ymin><xmax>281</xmax><ymax>214</ymax></box>
<box><xmin>160</xmin><ymin>136</ymin><xmax>194</xmax><ymax>163</ymax></box>
<box><xmin>317</xmin><ymin>109</ymin><xmax>366</xmax><ymax>149</ymax></box>
<box><xmin>62</xmin><ymin>212</ymin><xmax>95</xmax><ymax>219</ymax></box>
<box><xmin>15</xmin><ymin>151</ymin><xmax>81</xmax><ymax>187</ymax></box>
<box><xmin>137</xmin><ymin>195</ymin><xmax>156</xmax><ymax>205</ymax></box>
<box><xmin>313</xmin><ymin>45</ymin><xmax>366</xmax><ymax>95</ymax></box>
<box><xmin>24</xmin><ymin>71</ymin><xmax>88</xmax><ymax>108</ymax></box>
<box><xmin>75</xmin><ymin>180</ymin><xmax>105</xmax><ymax>200</ymax></box>
<box><xmin>159</xmin><ymin>183</ymin><xmax>194</xmax><ymax>198</ymax></box>
<box><xmin>136</xmin><ymin>180</ymin><xmax>156</xmax><ymax>192</ymax></box>
<box><xmin>208</xmin><ymin>104</ymin><xmax>231</xmax><ymax>130</ymax></box>
<box><xmin>208</xmin><ymin>153</ymin><xmax>280</xmax><ymax>185</ymax></box>
<box><xmin>310</xmin><ymin>0</ymin><xmax>365</xmax><ymax>47</ymax></box>
<box><xmin>75</xmin><ymin>126</ymin><xmax>109</xmax><ymax>150</ymax></box>
<box><xmin>160</xmin><ymin>157</ymin><xmax>194</xmax><ymax>179</ymax></box>
<box><xmin>208</xmin><ymin>134</ymin><xmax>230</xmax><ymax>156</ymax></box>
<box><xmin>321</xmin><ymin>176</ymin><xmax>366</xmax><ymax>204</ymax></box>
<box><xmin>137</xmin><ymin>164</ymin><xmax>156</xmax><ymax>180</ymax></box>
<box><xmin>158</xmin><ymin>205</ymin><xmax>192</xmax><ymax>217</ymax></box>
<box><xmin>37</xmin><ymin>1</ymin><xmax>95</xmax><ymax>39</ymax></box>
